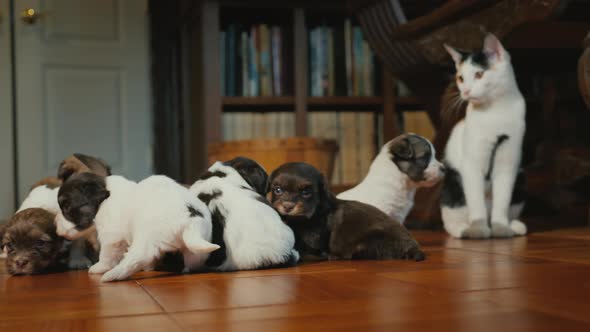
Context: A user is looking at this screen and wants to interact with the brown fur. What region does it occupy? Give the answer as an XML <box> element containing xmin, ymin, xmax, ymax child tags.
<box><xmin>57</xmin><ymin>153</ymin><xmax>111</xmax><ymax>182</ymax></box>
<box><xmin>1</xmin><ymin>208</ymin><xmax>64</xmax><ymax>275</ymax></box>
<box><xmin>268</xmin><ymin>162</ymin><xmax>425</xmax><ymax>262</ymax></box>
<box><xmin>30</xmin><ymin>176</ymin><xmax>62</xmax><ymax>191</ymax></box>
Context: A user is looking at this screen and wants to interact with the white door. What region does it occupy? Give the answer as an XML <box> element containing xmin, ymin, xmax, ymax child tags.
<box><xmin>14</xmin><ymin>0</ymin><xmax>152</xmax><ymax>202</ymax></box>
<box><xmin>0</xmin><ymin>0</ymin><xmax>15</xmax><ymax>216</ymax></box>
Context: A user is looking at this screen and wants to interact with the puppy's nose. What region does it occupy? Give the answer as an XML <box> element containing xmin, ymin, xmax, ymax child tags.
<box><xmin>15</xmin><ymin>259</ymin><xmax>29</xmax><ymax>268</ymax></box>
<box><xmin>282</xmin><ymin>202</ymin><xmax>295</xmax><ymax>212</ymax></box>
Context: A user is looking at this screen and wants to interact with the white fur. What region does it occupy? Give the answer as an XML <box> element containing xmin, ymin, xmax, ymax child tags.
<box><xmin>55</xmin><ymin>175</ymin><xmax>218</xmax><ymax>282</ymax></box>
<box><xmin>190</xmin><ymin>162</ymin><xmax>298</xmax><ymax>271</ymax></box>
<box><xmin>441</xmin><ymin>34</ymin><xmax>526</xmax><ymax>238</ymax></box>
<box><xmin>17</xmin><ymin>185</ymin><xmax>60</xmax><ymax>215</ymax></box>
<box><xmin>337</xmin><ymin>137</ymin><xmax>444</xmax><ymax>223</ymax></box>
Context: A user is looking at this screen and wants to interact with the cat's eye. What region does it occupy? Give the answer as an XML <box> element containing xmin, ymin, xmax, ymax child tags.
<box><xmin>273</xmin><ymin>186</ymin><xmax>283</xmax><ymax>195</ymax></box>
<box><xmin>474</xmin><ymin>71</ymin><xmax>484</xmax><ymax>79</ymax></box>
<box><xmin>300</xmin><ymin>188</ymin><xmax>312</xmax><ymax>198</ymax></box>
<box><xmin>457</xmin><ymin>75</ymin><xmax>464</xmax><ymax>83</ymax></box>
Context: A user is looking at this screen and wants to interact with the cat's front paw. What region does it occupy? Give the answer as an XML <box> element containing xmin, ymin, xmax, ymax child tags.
<box><xmin>89</xmin><ymin>262</ymin><xmax>111</xmax><ymax>274</ymax></box>
<box><xmin>491</xmin><ymin>222</ymin><xmax>514</xmax><ymax>238</ymax></box>
<box><xmin>68</xmin><ymin>255</ymin><xmax>93</xmax><ymax>270</ymax></box>
<box><xmin>461</xmin><ymin>220</ymin><xmax>491</xmax><ymax>239</ymax></box>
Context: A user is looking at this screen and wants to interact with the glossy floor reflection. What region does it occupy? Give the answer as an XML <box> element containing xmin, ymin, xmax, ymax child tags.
<box><xmin>2</xmin><ymin>227</ymin><xmax>590</xmax><ymax>331</ymax></box>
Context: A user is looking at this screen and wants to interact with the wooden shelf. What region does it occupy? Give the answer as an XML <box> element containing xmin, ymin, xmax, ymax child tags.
<box><xmin>308</xmin><ymin>96</ymin><xmax>383</xmax><ymax>106</ymax></box>
<box><xmin>222</xmin><ymin>96</ymin><xmax>295</xmax><ymax>106</ymax></box>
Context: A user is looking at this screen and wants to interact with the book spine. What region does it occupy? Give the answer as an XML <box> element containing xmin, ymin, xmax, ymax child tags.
<box><xmin>220</xmin><ymin>31</ymin><xmax>226</xmax><ymax>96</ymax></box>
<box><xmin>362</xmin><ymin>40</ymin><xmax>372</xmax><ymax>97</ymax></box>
<box><xmin>309</xmin><ymin>29</ymin><xmax>317</xmax><ymax>97</ymax></box>
<box><xmin>227</xmin><ymin>25</ymin><xmax>236</xmax><ymax>96</ymax></box>
<box><xmin>358</xmin><ymin>113</ymin><xmax>375</xmax><ymax>178</ymax></box>
<box><xmin>320</xmin><ymin>26</ymin><xmax>328</xmax><ymax>97</ymax></box>
<box><xmin>271</xmin><ymin>27</ymin><xmax>282</xmax><ymax>96</ymax></box>
<box><xmin>249</xmin><ymin>26</ymin><xmax>259</xmax><ymax>97</ymax></box>
<box><xmin>327</xmin><ymin>28</ymin><xmax>335</xmax><ymax>96</ymax></box>
<box><xmin>315</xmin><ymin>27</ymin><xmax>323</xmax><ymax>97</ymax></box>
<box><xmin>341</xmin><ymin>112</ymin><xmax>360</xmax><ymax>183</ymax></box>
<box><xmin>259</xmin><ymin>24</ymin><xmax>271</xmax><ymax>96</ymax></box>
<box><xmin>344</xmin><ymin>20</ymin><xmax>352</xmax><ymax>96</ymax></box>
<box><xmin>353</xmin><ymin>27</ymin><xmax>363</xmax><ymax>96</ymax></box>
<box><xmin>241</xmin><ymin>31</ymin><xmax>249</xmax><ymax>97</ymax></box>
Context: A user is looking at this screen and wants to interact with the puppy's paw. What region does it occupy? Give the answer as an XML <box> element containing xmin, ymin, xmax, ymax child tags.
<box><xmin>404</xmin><ymin>247</ymin><xmax>426</xmax><ymax>261</ymax></box>
<box><xmin>100</xmin><ymin>270</ymin><xmax>122</xmax><ymax>282</ymax></box>
<box><xmin>68</xmin><ymin>255</ymin><xmax>93</xmax><ymax>270</ymax></box>
<box><xmin>491</xmin><ymin>222</ymin><xmax>514</xmax><ymax>238</ymax></box>
<box><xmin>89</xmin><ymin>262</ymin><xmax>111</xmax><ymax>274</ymax></box>
<box><xmin>510</xmin><ymin>220</ymin><xmax>527</xmax><ymax>236</ymax></box>
<box><xmin>461</xmin><ymin>220</ymin><xmax>491</xmax><ymax>239</ymax></box>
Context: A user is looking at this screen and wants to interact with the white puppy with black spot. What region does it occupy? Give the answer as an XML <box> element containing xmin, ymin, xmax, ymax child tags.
<box><xmin>190</xmin><ymin>157</ymin><xmax>299</xmax><ymax>271</ymax></box>
<box><xmin>55</xmin><ymin>173</ymin><xmax>219</xmax><ymax>282</ymax></box>
<box><xmin>338</xmin><ymin>134</ymin><xmax>445</xmax><ymax>223</ymax></box>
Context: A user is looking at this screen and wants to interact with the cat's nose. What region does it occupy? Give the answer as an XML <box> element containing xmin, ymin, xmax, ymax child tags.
<box><xmin>463</xmin><ymin>89</ymin><xmax>471</xmax><ymax>96</ymax></box>
<box><xmin>15</xmin><ymin>259</ymin><xmax>29</xmax><ymax>268</ymax></box>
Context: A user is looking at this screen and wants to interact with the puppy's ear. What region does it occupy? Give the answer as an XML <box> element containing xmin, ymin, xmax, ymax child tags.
<box><xmin>242</xmin><ymin>167</ymin><xmax>268</xmax><ymax>196</ymax></box>
<box><xmin>74</xmin><ymin>153</ymin><xmax>111</xmax><ymax>177</ymax></box>
<box><xmin>316</xmin><ymin>173</ymin><xmax>335</xmax><ymax>215</ymax></box>
<box><xmin>392</xmin><ymin>138</ymin><xmax>414</xmax><ymax>160</ymax></box>
<box><xmin>57</xmin><ymin>161</ymin><xmax>76</xmax><ymax>182</ymax></box>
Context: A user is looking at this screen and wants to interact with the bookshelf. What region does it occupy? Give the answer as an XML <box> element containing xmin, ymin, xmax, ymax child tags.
<box><xmin>189</xmin><ymin>0</ymin><xmax>424</xmax><ymax>183</ymax></box>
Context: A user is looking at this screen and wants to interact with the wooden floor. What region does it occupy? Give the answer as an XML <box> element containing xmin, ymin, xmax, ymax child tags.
<box><xmin>2</xmin><ymin>227</ymin><xmax>590</xmax><ymax>331</ymax></box>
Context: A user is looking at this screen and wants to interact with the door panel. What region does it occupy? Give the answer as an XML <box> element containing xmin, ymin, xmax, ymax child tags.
<box><xmin>15</xmin><ymin>0</ymin><xmax>152</xmax><ymax>202</ymax></box>
<box><xmin>0</xmin><ymin>0</ymin><xmax>15</xmax><ymax>218</ymax></box>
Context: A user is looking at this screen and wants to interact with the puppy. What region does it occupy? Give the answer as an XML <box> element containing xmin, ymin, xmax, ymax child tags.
<box><xmin>57</xmin><ymin>153</ymin><xmax>111</xmax><ymax>182</ymax></box>
<box><xmin>268</xmin><ymin>162</ymin><xmax>425</xmax><ymax>261</ymax></box>
<box><xmin>338</xmin><ymin>134</ymin><xmax>445</xmax><ymax>223</ymax></box>
<box><xmin>190</xmin><ymin>157</ymin><xmax>298</xmax><ymax>271</ymax></box>
<box><xmin>55</xmin><ymin>173</ymin><xmax>219</xmax><ymax>282</ymax></box>
<box><xmin>1</xmin><ymin>208</ymin><xmax>64</xmax><ymax>275</ymax></box>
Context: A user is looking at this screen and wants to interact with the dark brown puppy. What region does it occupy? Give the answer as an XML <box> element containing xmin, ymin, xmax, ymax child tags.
<box><xmin>57</xmin><ymin>153</ymin><xmax>112</xmax><ymax>182</ymax></box>
<box><xmin>267</xmin><ymin>162</ymin><xmax>425</xmax><ymax>261</ymax></box>
<box><xmin>1</xmin><ymin>208</ymin><xmax>64</xmax><ymax>275</ymax></box>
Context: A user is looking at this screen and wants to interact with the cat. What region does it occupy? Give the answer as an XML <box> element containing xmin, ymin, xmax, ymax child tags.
<box><xmin>440</xmin><ymin>33</ymin><xmax>527</xmax><ymax>239</ymax></box>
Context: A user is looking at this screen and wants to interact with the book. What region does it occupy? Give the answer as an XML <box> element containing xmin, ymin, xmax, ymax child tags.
<box><xmin>340</xmin><ymin>112</ymin><xmax>360</xmax><ymax>184</ymax></box>
<box><xmin>241</xmin><ymin>31</ymin><xmax>249</xmax><ymax>97</ymax></box>
<box><xmin>327</xmin><ymin>28</ymin><xmax>335</xmax><ymax>96</ymax></box>
<box><xmin>226</xmin><ymin>25</ymin><xmax>237</xmax><ymax>96</ymax></box>
<box><xmin>249</xmin><ymin>26</ymin><xmax>259</xmax><ymax>96</ymax></box>
<box><xmin>362</xmin><ymin>40</ymin><xmax>372</xmax><ymax>96</ymax></box>
<box><xmin>222</xmin><ymin>112</ymin><xmax>234</xmax><ymax>141</ymax></box>
<box><xmin>320</xmin><ymin>26</ymin><xmax>329</xmax><ymax>96</ymax></box>
<box><xmin>353</xmin><ymin>27</ymin><xmax>363</xmax><ymax>96</ymax></box>
<box><xmin>358</xmin><ymin>113</ymin><xmax>376</xmax><ymax>178</ymax></box>
<box><xmin>259</xmin><ymin>24</ymin><xmax>272</xmax><ymax>96</ymax></box>
<box><xmin>271</xmin><ymin>27</ymin><xmax>282</xmax><ymax>96</ymax></box>
<box><xmin>403</xmin><ymin>111</ymin><xmax>436</xmax><ymax>141</ymax></box>
<box><xmin>309</xmin><ymin>28</ymin><xmax>317</xmax><ymax>96</ymax></box>
<box><xmin>344</xmin><ymin>20</ymin><xmax>353</xmax><ymax>96</ymax></box>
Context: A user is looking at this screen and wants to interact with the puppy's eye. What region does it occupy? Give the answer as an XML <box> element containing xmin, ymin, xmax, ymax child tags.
<box><xmin>4</xmin><ymin>243</ymin><xmax>14</xmax><ymax>253</ymax></box>
<box><xmin>474</xmin><ymin>71</ymin><xmax>483</xmax><ymax>79</ymax></box>
<box><xmin>273</xmin><ymin>186</ymin><xmax>283</xmax><ymax>195</ymax></box>
<box><xmin>457</xmin><ymin>75</ymin><xmax>464</xmax><ymax>83</ymax></box>
<box><xmin>35</xmin><ymin>240</ymin><xmax>48</xmax><ymax>250</ymax></box>
<box><xmin>300</xmin><ymin>188</ymin><xmax>312</xmax><ymax>198</ymax></box>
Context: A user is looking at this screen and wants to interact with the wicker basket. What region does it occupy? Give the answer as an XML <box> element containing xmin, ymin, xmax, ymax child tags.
<box><xmin>208</xmin><ymin>137</ymin><xmax>339</xmax><ymax>180</ymax></box>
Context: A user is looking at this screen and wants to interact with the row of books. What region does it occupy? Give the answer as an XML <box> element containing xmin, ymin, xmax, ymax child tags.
<box><xmin>309</xmin><ymin>21</ymin><xmax>376</xmax><ymax>97</ymax></box>
<box><xmin>222</xmin><ymin>112</ymin><xmax>295</xmax><ymax>141</ymax></box>
<box><xmin>220</xmin><ymin>24</ymin><xmax>288</xmax><ymax>97</ymax></box>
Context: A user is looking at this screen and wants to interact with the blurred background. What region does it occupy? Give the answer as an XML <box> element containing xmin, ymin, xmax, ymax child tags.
<box><xmin>1</xmin><ymin>0</ymin><xmax>590</xmax><ymax>229</ymax></box>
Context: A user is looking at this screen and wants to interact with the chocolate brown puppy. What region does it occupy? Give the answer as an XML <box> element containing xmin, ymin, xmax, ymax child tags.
<box><xmin>57</xmin><ymin>153</ymin><xmax>111</xmax><ymax>182</ymax></box>
<box><xmin>1</xmin><ymin>208</ymin><xmax>64</xmax><ymax>275</ymax></box>
<box><xmin>267</xmin><ymin>162</ymin><xmax>425</xmax><ymax>261</ymax></box>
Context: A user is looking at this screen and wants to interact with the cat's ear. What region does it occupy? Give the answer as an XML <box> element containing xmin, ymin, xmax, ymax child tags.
<box><xmin>444</xmin><ymin>44</ymin><xmax>463</xmax><ymax>65</ymax></box>
<box><xmin>483</xmin><ymin>33</ymin><xmax>508</xmax><ymax>62</ymax></box>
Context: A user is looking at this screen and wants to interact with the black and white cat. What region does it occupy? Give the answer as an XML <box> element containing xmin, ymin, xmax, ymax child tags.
<box><xmin>440</xmin><ymin>33</ymin><xmax>527</xmax><ymax>239</ymax></box>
